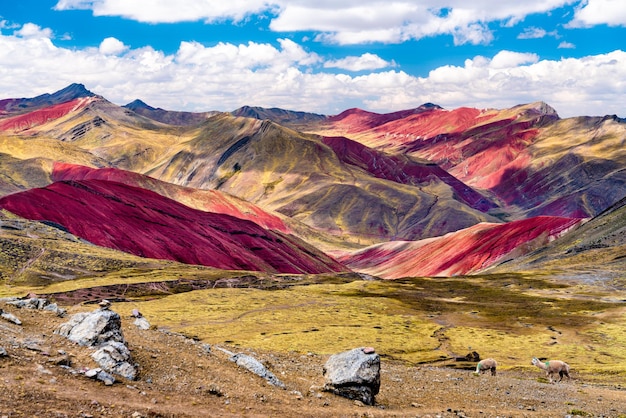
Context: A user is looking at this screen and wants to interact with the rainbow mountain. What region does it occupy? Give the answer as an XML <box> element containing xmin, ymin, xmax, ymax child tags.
<box><xmin>1</xmin><ymin>84</ymin><xmax>624</xmax><ymax>279</ymax></box>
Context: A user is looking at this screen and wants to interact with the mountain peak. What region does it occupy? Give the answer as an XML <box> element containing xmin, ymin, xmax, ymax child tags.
<box><xmin>124</xmin><ymin>99</ymin><xmax>155</xmax><ymax>111</ymax></box>
<box><xmin>47</xmin><ymin>83</ymin><xmax>98</xmax><ymax>102</ymax></box>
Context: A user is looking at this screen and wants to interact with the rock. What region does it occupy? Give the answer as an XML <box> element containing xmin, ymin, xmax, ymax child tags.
<box><xmin>0</xmin><ymin>346</ymin><xmax>8</xmax><ymax>357</ymax></box>
<box><xmin>96</xmin><ymin>369</ymin><xmax>116</xmax><ymax>385</ymax></box>
<box><xmin>4</xmin><ymin>297</ymin><xmax>66</xmax><ymax>316</ymax></box>
<box><xmin>323</xmin><ymin>347</ymin><xmax>381</xmax><ymax>405</ymax></box>
<box><xmin>56</xmin><ymin>306</ymin><xmax>136</xmax><ymax>382</ymax></box>
<box><xmin>133</xmin><ymin>316</ymin><xmax>151</xmax><ymax>330</ymax></box>
<box><xmin>91</xmin><ymin>341</ymin><xmax>137</xmax><ymax>380</ymax></box>
<box><xmin>229</xmin><ymin>353</ymin><xmax>285</xmax><ymax>388</ymax></box>
<box><xmin>84</xmin><ymin>368</ymin><xmax>101</xmax><ymax>378</ymax></box>
<box><xmin>98</xmin><ymin>299</ymin><xmax>112</xmax><ymax>309</ymax></box>
<box><xmin>0</xmin><ymin>310</ymin><xmax>22</xmax><ymax>325</ymax></box>
<box><xmin>55</xmin><ymin>309</ymin><xmax>125</xmax><ymax>347</ymax></box>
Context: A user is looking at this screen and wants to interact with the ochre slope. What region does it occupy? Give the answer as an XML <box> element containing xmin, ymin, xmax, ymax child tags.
<box><xmin>322</xmin><ymin>135</ymin><xmax>497</xmax><ymax>212</ymax></box>
<box><xmin>0</xmin><ymin>179</ymin><xmax>349</xmax><ymax>274</ymax></box>
<box><xmin>147</xmin><ymin>113</ymin><xmax>498</xmax><ymax>244</ymax></box>
<box><xmin>337</xmin><ymin>216</ymin><xmax>583</xmax><ymax>279</ymax></box>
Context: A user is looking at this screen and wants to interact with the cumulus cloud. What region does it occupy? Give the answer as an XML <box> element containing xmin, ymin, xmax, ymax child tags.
<box><xmin>53</xmin><ymin>0</ymin><xmax>578</xmax><ymax>45</ymax></box>
<box><xmin>489</xmin><ymin>50</ymin><xmax>539</xmax><ymax>69</ymax></box>
<box><xmin>14</xmin><ymin>23</ymin><xmax>53</xmax><ymax>39</ymax></box>
<box><xmin>568</xmin><ymin>0</ymin><xmax>626</xmax><ymax>27</ymax></box>
<box><xmin>558</xmin><ymin>41</ymin><xmax>576</xmax><ymax>49</ymax></box>
<box><xmin>324</xmin><ymin>53</ymin><xmax>395</xmax><ymax>71</ymax></box>
<box><xmin>1</xmin><ymin>28</ymin><xmax>625</xmax><ymax>118</ymax></box>
<box><xmin>99</xmin><ymin>37</ymin><xmax>128</xmax><ymax>55</ymax></box>
<box><xmin>54</xmin><ymin>0</ymin><xmax>272</xmax><ymax>23</ymax></box>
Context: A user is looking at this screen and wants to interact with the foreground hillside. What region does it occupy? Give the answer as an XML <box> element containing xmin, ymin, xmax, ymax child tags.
<box><xmin>2</xmin><ymin>298</ymin><xmax>625</xmax><ymax>417</ymax></box>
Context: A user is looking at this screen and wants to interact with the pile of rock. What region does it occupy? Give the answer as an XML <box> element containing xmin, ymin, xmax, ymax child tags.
<box><xmin>55</xmin><ymin>300</ymin><xmax>137</xmax><ymax>384</ymax></box>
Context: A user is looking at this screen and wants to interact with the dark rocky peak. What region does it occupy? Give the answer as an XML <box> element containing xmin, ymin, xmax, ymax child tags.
<box><xmin>123</xmin><ymin>99</ymin><xmax>155</xmax><ymax>111</ymax></box>
<box><xmin>41</xmin><ymin>83</ymin><xmax>99</xmax><ymax>103</ymax></box>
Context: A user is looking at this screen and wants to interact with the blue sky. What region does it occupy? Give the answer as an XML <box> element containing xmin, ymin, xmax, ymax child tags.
<box><xmin>1</xmin><ymin>0</ymin><xmax>625</xmax><ymax>117</ymax></box>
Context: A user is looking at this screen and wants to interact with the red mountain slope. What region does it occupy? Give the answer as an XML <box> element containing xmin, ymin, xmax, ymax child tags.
<box><xmin>0</xmin><ymin>97</ymin><xmax>95</xmax><ymax>132</ymax></box>
<box><xmin>337</xmin><ymin>216</ymin><xmax>582</xmax><ymax>278</ymax></box>
<box><xmin>51</xmin><ymin>162</ymin><xmax>290</xmax><ymax>233</ymax></box>
<box><xmin>0</xmin><ymin>179</ymin><xmax>349</xmax><ymax>274</ymax></box>
<box><xmin>321</xmin><ymin>136</ymin><xmax>497</xmax><ymax>212</ymax></box>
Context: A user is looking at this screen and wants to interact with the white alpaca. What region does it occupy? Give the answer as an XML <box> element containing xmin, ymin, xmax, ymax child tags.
<box><xmin>531</xmin><ymin>357</ymin><xmax>570</xmax><ymax>383</ymax></box>
<box><xmin>475</xmin><ymin>358</ymin><xmax>497</xmax><ymax>376</ymax></box>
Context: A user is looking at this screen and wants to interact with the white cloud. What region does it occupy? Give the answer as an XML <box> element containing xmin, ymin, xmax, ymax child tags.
<box><xmin>99</xmin><ymin>37</ymin><xmax>128</xmax><ymax>55</ymax></box>
<box><xmin>54</xmin><ymin>0</ymin><xmax>273</xmax><ymax>23</ymax></box>
<box><xmin>568</xmin><ymin>0</ymin><xmax>626</xmax><ymax>27</ymax></box>
<box><xmin>14</xmin><ymin>23</ymin><xmax>53</xmax><ymax>39</ymax></box>
<box><xmin>53</xmin><ymin>0</ymin><xmax>578</xmax><ymax>45</ymax></box>
<box><xmin>324</xmin><ymin>53</ymin><xmax>395</xmax><ymax>71</ymax></box>
<box><xmin>558</xmin><ymin>41</ymin><xmax>576</xmax><ymax>49</ymax></box>
<box><xmin>489</xmin><ymin>50</ymin><xmax>539</xmax><ymax>69</ymax></box>
<box><xmin>517</xmin><ymin>27</ymin><xmax>547</xmax><ymax>39</ymax></box>
<box><xmin>1</xmin><ymin>29</ymin><xmax>625</xmax><ymax>119</ymax></box>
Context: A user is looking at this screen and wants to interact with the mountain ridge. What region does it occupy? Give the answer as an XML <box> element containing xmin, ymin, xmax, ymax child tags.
<box><xmin>1</xmin><ymin>83</ymin><xmax>624</xmax><ymax>278</ymax></box>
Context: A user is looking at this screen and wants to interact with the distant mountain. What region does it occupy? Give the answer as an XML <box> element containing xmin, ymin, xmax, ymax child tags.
<box><xmin>327</xmin><ymin>103</ymin><xmax>442</xmax><ymax>131</ymax></box>
<box><xmin>231</xmin><ymin>105</ymin><xmax>326</xmax><ymax>128</ymax></box>
<box><xmin>0</xmin><ymin>83</ymin><xmax>98</xmax><ymax>117</ymax></box>
<box><xmin>489</xmin><ymin>196</ymin><xmax>626</xmax><ymax>276</ymax></box>
<box><xmin>145</xmin><ymin>113</ymin><xmax>497</xmax><ymax>243</ymax></box>
<box><xmin>308</xmin><ymin>101</ymin><xmax>626</xmax><ymax>220</ymax></box>
<box><xmin>123</xmin><ymin>99</ymin><xmax>218</xmax><ymax>126</ymax></box>
<box><xmin>336</xmin><ymin>216</ymin><xmax>583</xmax><ymax>278</ymax></box>
<box><xmin>1</xmin><ymin>84</ymin><xmax>625</xmax><ymax>278</ymax></box>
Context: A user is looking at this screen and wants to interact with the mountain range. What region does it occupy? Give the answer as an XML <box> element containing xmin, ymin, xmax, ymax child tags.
<box><xmin>1</xmin><ymin>83</ymin><xmax>624</xmax><ymax>280</ymax></box>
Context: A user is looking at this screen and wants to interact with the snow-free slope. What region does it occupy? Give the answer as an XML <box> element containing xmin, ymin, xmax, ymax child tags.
<box><xmin>0</xmin><ymin>179</ymin><xmax>349</xmax><ymax>274</ymax></box>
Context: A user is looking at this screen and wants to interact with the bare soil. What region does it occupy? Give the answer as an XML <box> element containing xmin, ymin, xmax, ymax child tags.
<box><xmin>1</xmin><ymin>301</ymin><xmax>625</xmax><ymax>418</ymax></box>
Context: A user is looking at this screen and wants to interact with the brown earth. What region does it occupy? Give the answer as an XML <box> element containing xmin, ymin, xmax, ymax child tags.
<box><xmin>1</xmin><ymin>300</ymin><xmax>625</xmax><ymax>418</ymax></box>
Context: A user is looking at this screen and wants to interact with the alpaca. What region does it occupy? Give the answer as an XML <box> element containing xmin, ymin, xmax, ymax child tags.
<box><xmin>531</xmin><ymin>357</ymin><xmax>570</xmax><ymax>383</ymax></box>
<box><xmin>475</xmin><ymin>358</ymin><xmax>497</xmax><ymax>376</ymax></box>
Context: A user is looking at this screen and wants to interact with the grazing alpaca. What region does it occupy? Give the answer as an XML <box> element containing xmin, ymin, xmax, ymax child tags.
<box><xmin>531</xmin><ymin>357</ymin><xmax>570</xmax><ymax>383</ymax></box>
<box><xmin>475</xmin><ymin>358</ymin><xmax>497</xmax><ymax>376</ymax></box>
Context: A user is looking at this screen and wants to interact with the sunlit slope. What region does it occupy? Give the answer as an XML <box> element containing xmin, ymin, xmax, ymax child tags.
<box><xmin>0</xmin><ymin>83</ymin><xmax>98</xmax><ymax>119</ymax></box>
<box><xmin>147</xmin><ymin>113</ymin><xmax>497</xmax><ymax>244</ymax></box>
<box><xmin>123</xmin><ymin>99</ymin><xmax>218</xmax><ymax>126</ymax></box>
<box><xmin>308</xmin><ymin>102</ymin><xmax>626</xmax><ymax>219</ymax></box>
<box><xmin>0</xmin><ymin>179</ymin><xmax>349</xmax><ymax>274</ymax></box>
<box><xmin>336</xmin><ymin>216</ymin><xmax>582</xmax><ymax>279</ymax></box>
<box><xmin>0</xmin><ymin>209</ymin><xmax>189</xmax><ymax>289</ymax></box>
<box><xmin>489</xmin><ymin>196</ymin><xmax>626</xmax><ymax>276</ymax></box>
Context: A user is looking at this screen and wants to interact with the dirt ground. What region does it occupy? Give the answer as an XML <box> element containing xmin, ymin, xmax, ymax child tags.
<box><xmin>1</xmin><ymin>300</ymin><xmax>625</xmax><ymax>418</ymax></box>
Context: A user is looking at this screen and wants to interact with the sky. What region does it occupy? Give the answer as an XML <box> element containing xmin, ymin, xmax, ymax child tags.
<box><xmin>0</xmin><ymin>1</ymin><xmax>625</xmax><ymax>118</ymax></box>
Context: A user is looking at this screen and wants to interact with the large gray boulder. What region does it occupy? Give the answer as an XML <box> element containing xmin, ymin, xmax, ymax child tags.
<box><xmin>55</xmin><ymin>304</ymin><xmax>136</xmax><ymax>381</ymax></box>
<box><xmin>56</xmin><ymin>308</ymin><xmax>125</xmax><ymax>347</ymax></box>
<box><xmin>323</xmin><ymin>347</ymin><xmax>380</xmax><ymax>405</ymax></box>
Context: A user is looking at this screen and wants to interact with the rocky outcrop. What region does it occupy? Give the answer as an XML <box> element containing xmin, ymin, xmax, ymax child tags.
<box><xmin>323</xmin><ymin>347</ymin><xmax>380</xmax><ymax>405</ymax></box>
<box><xmin>55</xmin><ymin>302</ymin><xmax>136</xmax><ymax>382</ymax></box>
